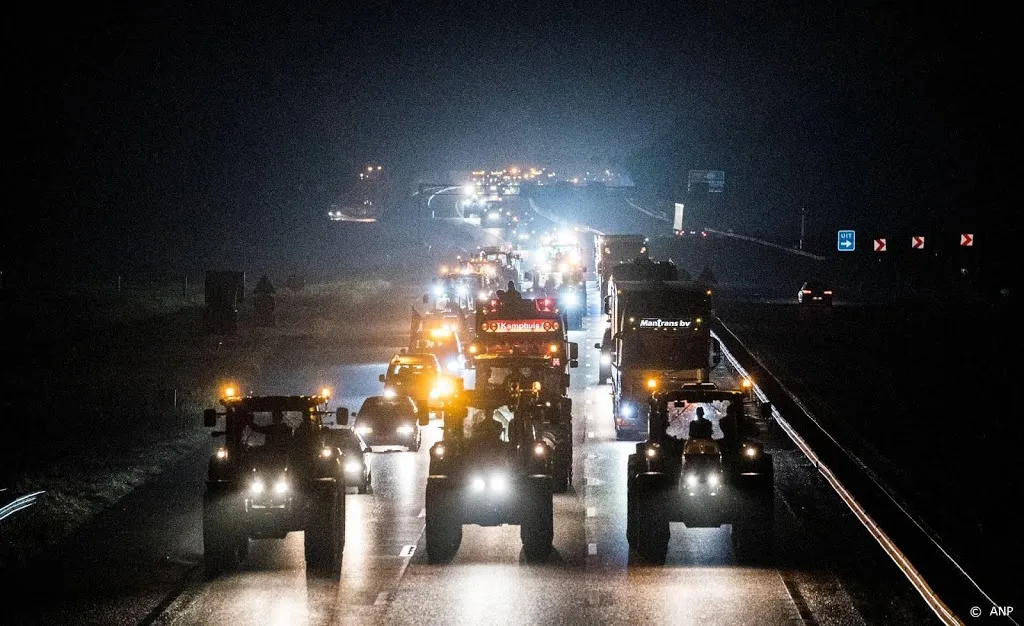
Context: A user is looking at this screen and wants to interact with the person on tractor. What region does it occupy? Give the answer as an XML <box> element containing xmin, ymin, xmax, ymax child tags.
<box><xmin>688</xmin><ymin>406</ymin><xmax>714</xmax><ymax>440</ymax></box>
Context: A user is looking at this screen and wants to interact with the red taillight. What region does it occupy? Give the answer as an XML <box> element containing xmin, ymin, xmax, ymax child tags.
<box><xmin>802</xmin><ymin>290</ymin><xmax>812</xmax><ymax>294</ymax></box>
<box><xmin>823</xmin><ymin>290</ymin><xmax>833</xmax><ymax>295</ymax></box>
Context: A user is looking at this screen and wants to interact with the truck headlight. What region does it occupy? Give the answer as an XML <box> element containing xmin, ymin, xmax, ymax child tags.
<box><xmin>215</xmin><ymin>447</ymin><xmax>229</xmax><ymax>461</ymax></box>
<box><xmin>744</xmin><ymin>445</ymin><xmax>758</xmax><ymax>458</ymax></box>
<box><xmin>383</xmin><ymin>388</ymin><xmax>397</xmax><ymax>399</ymax></box>
<box><xmin>562</xmin><ymin>292</ymin><xmax>579</xmax><ymax>308</ymax></box>
<box><xmin>471</xmin><ymin>476</ymin><xmax>486</xmax><ymax>492</ymax></box>
<box><xmin>396</xmin><ymin>425</ymin><xmax>415</xmax><ymax>435</ymax></box>
<box><xmin>345</xmin><ymin>461</ymin><xmax>362</xmax><ymax>474</ymax></box>
<box><xmin>600</xmin><ymin>354</ymin><xmax>611</xmax><ymax>365</ymax></box>
<box><xmin>273</xmin><ymin>478</ymin><xmax>290</xmax><ymax>494</ymax></box>
<box><xmin>621</xmin><ymin>404</ymin><xmax>634</xmax><ymax>418</ymax></box>
<box><xmin>490</xmin><ymin>473</ymin><xmax>508</xmax><ymax>493</ymax></box>
<box><xmin>356</xmin><ymin>426</ymin><xmax>373</xmax><ymax>435</ymax></box>
<box><xmin>708</xmin><ymin>473</ymin><xmax>720</xmax><ymax>487</ymax></box>
<box><xmin>686</xmin><ymin>474</ymin><xmax>698</xmax><ymax>487</ymax></box>
<box><xmin>250</xmin><ymin>478</ymin><xmax>265</xmax><ymax>494</ymax></box>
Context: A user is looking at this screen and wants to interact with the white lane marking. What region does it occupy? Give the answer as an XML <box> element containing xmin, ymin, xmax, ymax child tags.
<box><xmin>399</xmin><ymin>545</ymin><xmax>416</xmax><ymax>557</ymax></box>
<box><xmin>588</xmin><ymin>543</ymin><xmax>598</xmax><ymax>555</ymax></box>
<box><xmin>374</xmin><ymin>592</ymin><xmax>390</xmax><ymax>606</ymax></box>
<box><xmin>586</xmin><ymin>506</ymin><xmax>596</xmax><ymax>517</ymax></box>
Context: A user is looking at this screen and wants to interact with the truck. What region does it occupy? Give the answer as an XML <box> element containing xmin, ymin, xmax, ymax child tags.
<box><xmin>594</xmin><ymin>234</ymin><xmax>647</xmax><ymax>302</ymax></box>
<box><xmin>596</xmin><ymin>256</ymin><xmax>680</xmax><ymax>383</ymax></box>
<box><xmin>466</xmin><ymin>289</ymin><xmax>579</xmax><ymax>492</ymax></box>
<box><xmin>627</xmin><ymin>383</ymin><xmax>774</xmax><ymax>564</ymax></box>
<box><xmin>606</xmin><ymin>280</ymin><xmax>720</xmax><ymax>440</ymax></box>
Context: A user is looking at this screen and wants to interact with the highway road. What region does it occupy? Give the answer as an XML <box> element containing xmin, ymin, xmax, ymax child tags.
<box><xmin>4</xmin><ymin>272</ymin><xmax>941</xmax><ymax>625</ymax></box>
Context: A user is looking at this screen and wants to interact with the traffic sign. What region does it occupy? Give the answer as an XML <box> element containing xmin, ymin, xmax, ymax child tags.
<box><xmin>874</xmin><ymin>238</ymin><xmax>886</xmax><ymax>252</ymax></box>
<box><xmin>912</xmin><ymin>236</ymin><xmax>925</xmax><ymax>249</ymax></box>
<box><xmin>837</xmin><ymin>230</ymin><xmax>855</xmax><ymax>252</ymax></box>
<box><xmin>960</xmin><ymin>233</ymin><xmax>974</xmax><ymax>246</ymax></box>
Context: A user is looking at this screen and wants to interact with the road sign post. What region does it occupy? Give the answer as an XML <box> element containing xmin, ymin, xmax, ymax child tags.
<box><xmin>837</xmin><ymin>230</ymin><xmax>855</xmax><ymax>252</ymax></box>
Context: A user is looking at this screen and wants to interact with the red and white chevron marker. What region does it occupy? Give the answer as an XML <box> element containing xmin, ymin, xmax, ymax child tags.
<box><xmin>912</xmin><ymin>236</ymin><xmax>925</xmax><ymax>249</ymax></box>
<box><xmin>874</xmin><ymin>238</ymin><xmax>886</xmax><ymax>252</ymax></box>
<box><xmin>960</xmin><ymin>233</ymin><xmax>973</xmax><ymax>246</ymax></box>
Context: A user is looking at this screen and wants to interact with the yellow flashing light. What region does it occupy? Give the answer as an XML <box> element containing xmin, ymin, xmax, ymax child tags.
<box><xmin>548</xmin><ymin>344</ymin><xmax>559</xmax><ymax>353</ymax></box>
<box><xmin>646</xmin><ymin>378</ymin><xmax>658</xmax><ymax>390</ymax></box>
<box><xmin>741</xmin><ymin>378</ymin><xmax>752</xmax><ymax>389</ymax></box>
<box><xmin>321</xmin><ymin>387</ymin><xmax>331</xmax><ymax>398</ymax></box>
<box><xmin>223</xmin><ymin>385</ymin><xmax>237</xmax><ymax>399</ymax></box>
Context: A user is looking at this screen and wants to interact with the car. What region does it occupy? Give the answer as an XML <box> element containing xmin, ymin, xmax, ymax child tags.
<box><xmin>379</xmin><ymin>352</ymin><xmax>460</xmax><ymax>421</ymax></box>
<box><xmin>326</xmin><ymin>427</ymin><xmax>372</xmax><ymax>493</ymax></box>
<box><xmin>352</xmin><ymin>394</ymin><xmax>424</xmax><ymax>451</ymax></box>
<box><xmin>798</xmin><ymin>280</ymin><xmax>833</xmax><ymax>306</ymax></box>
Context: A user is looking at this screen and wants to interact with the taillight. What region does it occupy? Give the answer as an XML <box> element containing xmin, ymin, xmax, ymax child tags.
<box><xmin>823</xmin><ymin>290</ymin><xmax>833</xmax><ymax>295</ymax></box>
<box><xmin>802</xmin><ymin>290</ymin><xmax>812</xmax><ymax>294</ymax></box>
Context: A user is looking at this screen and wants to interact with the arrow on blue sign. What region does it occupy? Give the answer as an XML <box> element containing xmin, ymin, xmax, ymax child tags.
<box><xmin>837</xmin><ymin>230</ymin><xmax>856</xmax><ymax>252</ymax></box>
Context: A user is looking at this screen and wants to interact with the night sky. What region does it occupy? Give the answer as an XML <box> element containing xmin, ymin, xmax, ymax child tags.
<box><xmin>7</xmin><ymin>1</ymin><xmax>1012</xmax><ymax>280</ymax></box>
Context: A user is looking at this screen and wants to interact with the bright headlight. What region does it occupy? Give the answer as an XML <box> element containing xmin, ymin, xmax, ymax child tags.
<box><xmin>273</xmin><ymin>478</ymin><xmax>290</xmax><ymax>494</ymax></box>
<box><xmin>250</xmin><ymin>479</ymin><xmax>265</xmax><ymax>494</ymax></box>
<box><xmin>621</xmin><ymin>404</ymin><xmax>634</xmax><ymax>418</ymax></box>
<box><xmin>471</xmin><ymin>476</ymin><xmax>486</xmax><ymax>492</ymax></box>
<box><xmin>686</xmin><ymin>474</ymin><xmax>698</xmax><ymax>487</ymax></box>
<box><xmin>708</xmin><ymin>473</ymin><xmax>720</xmax><ymax>487</ymax></box>
<box><xmin>490</xmin><ymin>474</ymin><xmax>508</xmax><ymax>493</ymax></box>
<box><xmin>320</xmin><ymin>447</ymin><xmax>333</xmax><ymax>458</ymax></box>
<box><xmin>432</xmin><ymin>285</ymin><xmax>443</xmax><ymax>296</ymax></box>
<box><xmin>600</xmin><ymin>354</ymin><xmax>611</xmax><ymax>365</ymax></box>
<box><xmin>562</xmin><ymin>292</ymin><xmax>579</xmax><ymax>308</ymax></box>
<box><xmin>744</xmin><ymin>446</ymin><xmax>758</xmax><ymax>458</ymax></box>
<box><xmin>456</xmin><ymin>285</ymin><xmax>468</xmax><ymax>297</ymax></box>
<box><xmin>396</xmin><ymin>425</ymin><xmax>414</xmax><ymax>435</ymax></box>
<box><xmin>356</xmin><ymin>426</ymin><xmax>373</xmax><ymax>435</ymax></box>
<box><xmin>383</xmin><ymin>388</ymin><xmax>397</xmax><ymax>399</ymax></box>
<box><xmin>345</xmin><ymin>461</ymin><xmax>362</xmax><ymax>473</ymax></box>
<box><xmin>646</xmin><ymin>447</ymin><xmax>657</xmax><ymax>458</ymax></box>
<box><xmin>447</xmin><ymin>359</ymin><xmax>461</xmax><ymax>372</ymax></box>
<box><xmin>215</xmin><ymin>447</ymin><xmax>228</xmax><ymax>461</ymax></box>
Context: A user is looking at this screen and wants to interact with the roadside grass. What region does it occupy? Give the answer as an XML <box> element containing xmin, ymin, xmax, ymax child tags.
<box><xmin>0</xmin><ymin>274</ymin><xmax>410</xmax><ymax>570</ymax></box>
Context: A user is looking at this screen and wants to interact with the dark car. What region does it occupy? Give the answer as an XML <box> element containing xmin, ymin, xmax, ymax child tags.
<box><xmin>325</xmin><ymin>426</ymin><xmax>372</xmax><ymax>494</ymax></box>
<box><xmin>353</xmin><ymin>394</ymin><xmax>423</xmax><ymax>452</ymax></box>
<box><xmin>798</xmin><ymin>281</ymin><xmax>833</xmax><ymax>306</ymax></box>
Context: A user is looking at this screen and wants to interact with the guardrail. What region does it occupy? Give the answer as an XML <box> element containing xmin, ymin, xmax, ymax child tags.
<box><xmin>711</xmin><ymin>321</ymin><xmax>1008</xmax><ymax>626</ymax></box>
<box><xmin>0</xmin><ymin>489</ymin><xmax>45</xmax><ymax>523</ymax></box>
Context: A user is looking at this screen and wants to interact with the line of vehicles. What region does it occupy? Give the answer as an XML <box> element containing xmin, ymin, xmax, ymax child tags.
<box><xmin>198</xmin><ymin>229</ymin><xmax>776</xmax><ymax>573</ymax></box>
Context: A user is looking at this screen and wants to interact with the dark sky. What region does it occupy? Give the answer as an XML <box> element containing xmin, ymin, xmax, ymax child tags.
<box><xmin>6</xmin><ymin>1</ymin><xmax>1012</xmax><ymax>278</ymax></box>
